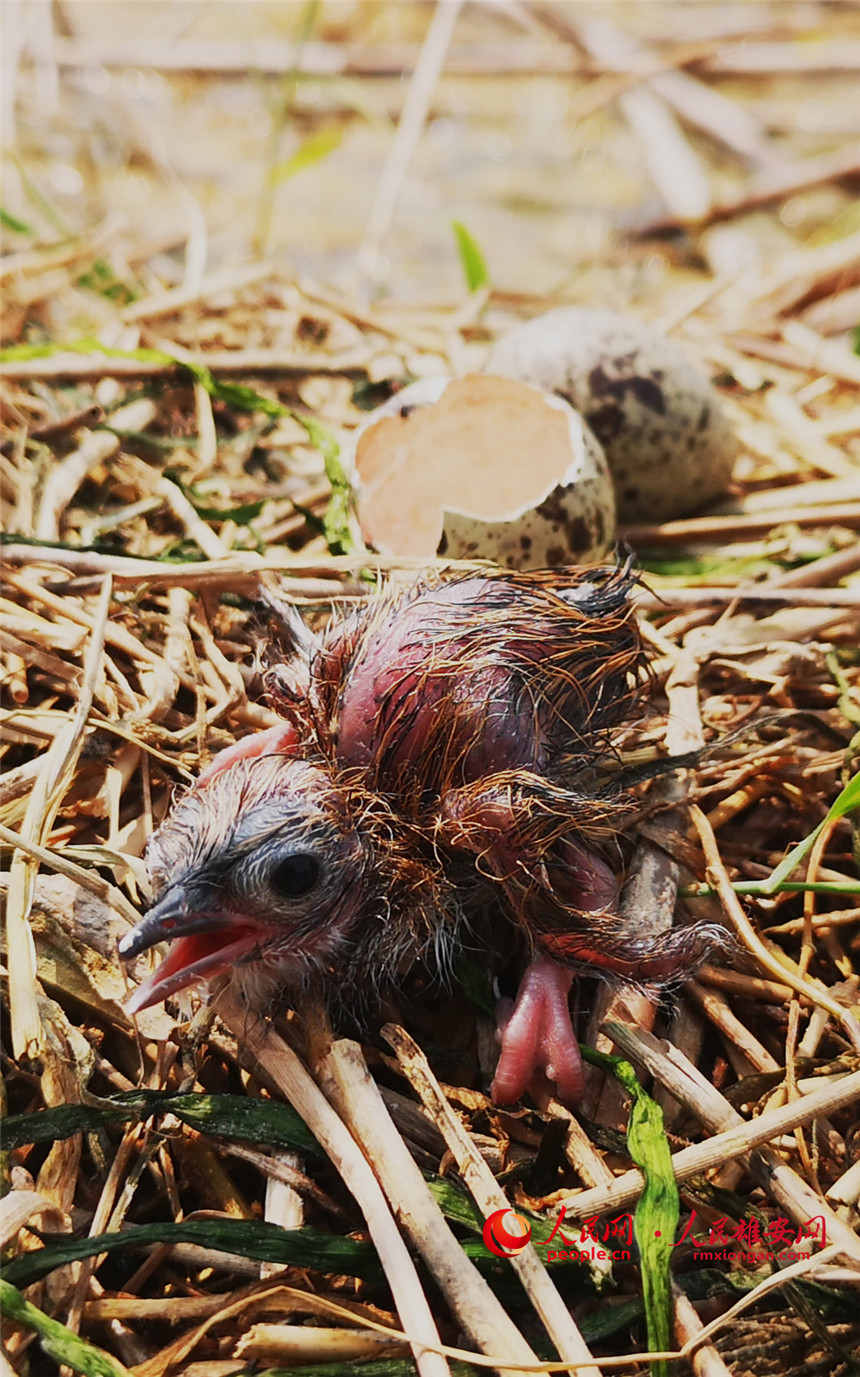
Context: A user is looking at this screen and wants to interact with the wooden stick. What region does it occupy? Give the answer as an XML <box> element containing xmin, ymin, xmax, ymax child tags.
<box><xmin>714</xmin><ymin>476</ymin><xmax>860</xmax><ymax>515</ymax></box>
<box><xmin>214</xmin><ymin>994</ymin><xmax>450</xmax><ymax>1377</ymax></box>
<box><xmin>0</xmin><ymin>544</ymin><xmax>350</xmax><ymax>595</ymax></box>
<box><xmin>704</xmin><ymin>38</ymin><xmax>860</xmax><ymax>76</ymax></box>
<box><xmin>29</xmin><ymin>404</ymin><xmax>104</xmax><ymax>439</ymax></box>
<box><xmin>689</xmin><ymin>804</ymin><xmax>860</xmax><ymax>1054</ymax></box>
<box><xmin>758</xmin><ymin>543</ymin><xmax>860</xmax><ymax>589</ymax></box>
<box><xmin>37</xmin><ymin>33</ymin><xmax>634</xmax><ymax>78</ymax></box>
<box><xmin>587</xmin><ymin>639</ymin><xmax>701</xmax><ymax>1121</ymax></box>
<box><xmin>604</xmin><ymin>1021</ymin><xmax>860</xmax><ymax>1265</ymax></box>
<box><xmin>5</xmin><ymin>576</ymin><xmax>111</xmax><ymax>1058</ymax></box>
<box><xmin>555</xmin><ymin>1063</ymin><xmax>860</xmax><ymax>1227</ymax></box>
<box><xmin>383</xmin><ymin>1024</ymin><xmax>603</xmax><ymax>1377</ymax></box>
<box><xmin>357</xmin><ymin>0</ymin><xmax>464</xmax><ymax>284</ymax></box>
<box><xmin>764</xmin><ymin>388</ymin><xmax>859</xmax><ymax>479</ymax></box>
<box><xmin>35</xmin><ymin>429</ymin><xmax>119</xmax><ymax>541</ymax></box>
<box><xmin>317</xmin><ymin>1036</ymin><xmax>541</xmax><ymax>1376</ymax></box>
<box><xmin>622</xmin><ymin>500</ymin><xmax>860</xmax><ymax>544</ymax></box>
<box><xmin>634</xmin><ymin>147</ymin><xmax>860</xmax><ymax>233</ymax></box>
<box><xmin>636</xmin><ymin>583</ymin><xmax>860</xmax><ymax>610</ymax></box>
<box><xmin>47</xmin><ymin>33</ymin><xmax>860</xmax><ymax>78</ymax></box>
<box><xmin>236</xmin><ymin>1325</ymin><xmax>409</xmax><ymax>1363</ymax></box>
<box><xmin>122</xmin><ymin>261</ymin><xmax>276</xmax><ymax>323</ymax></box>
<box><xmin>0</xmin><ymin>347</ymin><xmax>370</xmax><ymax>382</ymax></box>
<box><xmin>671</xmin><ymin>1284</ymin><xmax>733</xmax><ymax>1377</ymax></box>
<box><xmin>782</xmin><ymin>320</ymin><xmax>860</xmax><ymax>386</ymax></box>
<box><xmin>685</xmin><ymin>981</ymin><xmax>781</xmax><ymax>1073</ymax></box>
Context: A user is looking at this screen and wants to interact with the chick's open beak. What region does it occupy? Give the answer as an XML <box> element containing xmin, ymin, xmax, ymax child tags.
<box><xmin>119</xmin><ymin>886</ymin><xmax>223</xmax><ymax>959</ymax></box>
<box><xmin>119</xmin><ymin>885</ymin><xmax>265</xmax><ymax>1015</ymax></box>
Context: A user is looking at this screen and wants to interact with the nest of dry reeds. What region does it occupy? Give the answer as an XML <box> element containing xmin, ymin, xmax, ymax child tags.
<box><xmin>2</xmin><ymin>5</ymin><xmax>860</xmax><ymax>1377</ymax></box>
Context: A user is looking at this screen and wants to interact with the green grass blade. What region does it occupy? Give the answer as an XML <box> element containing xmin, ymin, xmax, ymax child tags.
<box><xmin>451</xmin><ymin>221</ymin><xmax>489</xmax><ymax>292</ymax></box>
<box><xmin>296</xmin><ymin>414</ymin><xmax>360</xmax><ymax>555</ymax></box>
<box><xmin>683</xmin><ymin>768</ymin><xmax>860</xmax><ymax>899</ymax></box>
<box><xmin>1</xmin><ymin>1219</ymin><xmax>381</xmax><ymax>1288</ymax></box>
<box><xmin>272</xmin><ymin>127</ymin><xmax>343</xmax><ymax>185</ymax></box>
<box><xmin>0</xmin><ymin>1280</ymin><xmax>128</xmax><ymax>1377</ymax></box>
<box><xmin>2</xmin><ymin>1090</ymin><xmax>320</xmax><ymax>1155</ymax></box>
<box><xmin>1</xmin><ymin>207</ymin><xmax>34</xmax><ymax>233</ymax></box>
<box><xmin>757</xmin><ymin>767</ymin><xmax>860</xmax><ymax>894</ymax></box>
<box><xmin>76</xmin><ymin>258</ymin><xmax>140</xmax><ymax>305</ymax></box>
<box><xmin>0</xmin><ymin>338</ymin><xmax>174</xmax><ymax>364</ymax></box>
<box><xmin>683</xmin><ymin>878</ymin><xmax>860</xmax><ymax>898</ymax></box>
<box><xmin>582</xmin><ymin>1046</ymin><xmax>677</xmax><ymax>1377</ymax></box>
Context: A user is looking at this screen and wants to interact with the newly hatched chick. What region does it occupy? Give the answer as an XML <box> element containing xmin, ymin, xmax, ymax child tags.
<box><xmin>120</xmin><ymin>565</ymin><xmax>714</xmax><ymax>1103</ymax></box>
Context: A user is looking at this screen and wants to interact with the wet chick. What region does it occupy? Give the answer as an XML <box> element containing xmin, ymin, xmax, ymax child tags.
<box><xmin>120</xmin><ymin>565</ymin><xmax>715</xmax><ymax>1104</ymax></box>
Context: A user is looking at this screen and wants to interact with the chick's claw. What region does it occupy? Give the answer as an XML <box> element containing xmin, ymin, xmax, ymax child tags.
<box><xmin>492</xmin><ymin>955</ymin><xmax>583</xmax><ymax>1107</ymax></box>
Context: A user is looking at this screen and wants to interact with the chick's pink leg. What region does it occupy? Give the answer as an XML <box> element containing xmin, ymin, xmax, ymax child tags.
<box><xmin>492</xmin><ymin>955</ymin><xmax>583</xmax><ymax>1107</ymax></box>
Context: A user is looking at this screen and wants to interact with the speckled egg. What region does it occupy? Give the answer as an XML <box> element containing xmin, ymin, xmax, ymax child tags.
<box><xmin>346</xmin><ymin>373</ymin><xmax>616</xmax><ymax>570</ymax></box>
<box><xmin>485</xmin><ymin>307</ymin><xmax>738</xmax><ymax>523</ymax></box>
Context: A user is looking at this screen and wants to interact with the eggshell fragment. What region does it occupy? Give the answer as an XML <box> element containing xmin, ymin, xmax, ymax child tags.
<box><xmin>348</xmin><ymin>373</ymin><xmax>616</xmax><ymax>569</ymax></box>
<box><xmin>486</xmin><ymin>307</ymin><xmax>738</xmax><ymax>522</ymax></box>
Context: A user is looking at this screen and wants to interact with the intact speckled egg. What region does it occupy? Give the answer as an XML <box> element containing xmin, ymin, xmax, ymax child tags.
<box><xmin>486</xmin><ymin>307</ymin><xmax>738</xmax><ymax>522</ymax></box>
<box><xmin>346</xmin><ymin>373</ymin><xmax>615</xmax><ymax>569</ymax></box>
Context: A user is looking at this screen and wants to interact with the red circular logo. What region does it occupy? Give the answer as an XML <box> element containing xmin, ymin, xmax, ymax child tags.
<box><xmin>482</xmin><ymin>1208</ymin><xmax>532</xmax><ymax>1257</ymax></box>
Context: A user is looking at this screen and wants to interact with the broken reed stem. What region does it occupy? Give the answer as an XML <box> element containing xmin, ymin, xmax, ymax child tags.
<box><xmin>557</xmin><ymin>1060</ymin><xmax>860</xmax><ymax>1236</ymax></box>
<box><xmin>603</xmin><ymin>1021</ymin><xmax>860</xmax><ymax>1265</ymax></box>
<box><xmin>383</xmin><ymin>1023</ymin><xmax>603</xmax><ymax>1377</ymax></box>
<box><xmin>236</xmin><ymin>1325</ymin><xmax>408</xmax><ymax>1364</ymax></box>
<box><xmin>634</xmin><ymin>146</ymin><xmax>860</xmax><ymax>233</ymax></box>
<box><xmin>316</xmin><ymin>1035</ymin><xmax>541</xmax><ymax>1377</ymax></box>
<box><xmin>0</xmin><ymin>823</ymin><xmax>142</xmax><ymax>928</ymax></box>
<box><xmin>689</xmin><ymin>804</ymin><xmax>860</xmax><ymax>1054</ymax></box>
<box><xmin>670</xmin><ymin>1284</ymin><xmax>733</xmax><ymax>1377</ymax></box>
<box><xmin>685</xmin><ymin>980</ymin><xmax>781</xmax><ymax>1073</ymax></box>
<box><xmin>0</xmin><ymin>1190</ymin><xmax>65</xmax><ymax>1246</ymax></box>
<box><xmin>622</xmin><ymin>500</ymin><xmax>860</xmax><ymax>543</ymax></box>
<box><xmin>0</xmin><ymin>543</ymin><xmax>356</xmax><ymax>596</ymax></box>
<box><xmin>34</xmin><ymin>429</ymin><xmax>120</xmax><ymax>542</ymax></box>
<box><xmin>0</xmin><ymin>348</ymin><xmax>370</xmax><ymax>381</ymax></box>
<box><xmin>357</xmin><ymin>0</ymin><xmax>464</xmax><ymax>284</ymax></box>
<box><xmin>634</xmin><ymin>585</ymin><xmax>860</xmax><ymax>609</ymax></box>
<box><xmin>214</xmin><ymin>993</ymin><xmax>450</xmax><ymax>1377</ymax></box>
<box><xmin>5</xmin><ymin>575</ymin><xmax>112</xmax><ymax>1058</ymax></box>
<box><xmin>586</xmin><ymin>639</ymin><xmax>701</xmax><ymax>1118</ymax></box>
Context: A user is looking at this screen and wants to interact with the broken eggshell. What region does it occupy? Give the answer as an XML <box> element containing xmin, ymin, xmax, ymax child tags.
<box><xmin>347</xmin><ymin>373</ymin><xmax>616</xmax><ymax>569</ymax></box>
<box><xmin>486</xmin><ymin>307</ymin><xmax>739</xmax><ymax>523</ymax></box>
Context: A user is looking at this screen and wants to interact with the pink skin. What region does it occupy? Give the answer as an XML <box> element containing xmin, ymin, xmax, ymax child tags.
<box><xmin>333</xmin><ymin>580</ymin><xmax>629</xmax><ymax>1107</ymax></box>
<box><xmin>492</xmin><ymin>957</ymin><xmax>582</xmax><ymax>1106</ymax></box>
<box><xmin>491</xmin><ymin>842</ymin><xmax>615</xmax><ymax>1106</ymax></box>
<box><xmin>124</xmin><ymin>923</ymin><xmax>265</xmax><ymax>1015</ymax></box>
<box><xmin>136</xmin><ymin>722</ymin><xmax>606</xmax><ymax>1108</ymax></box>
<box><xmin>439</xmin><ymin>789</ymin><xmax>617</xmax><ymax>1105</ymax></box>
<box><xmin>554</xmin><ymin>837</ymin><xmax>619</xmax><ymax>911</ymax></box>
<box><xmin>196</xmin><ymin>723</ymin><xmax>298</xmax><ymax>786</ymax></box>
<box><xmin>335</xmin><ymin>579</ymin><xmax>535</xmax><ymax>780</ymax></box>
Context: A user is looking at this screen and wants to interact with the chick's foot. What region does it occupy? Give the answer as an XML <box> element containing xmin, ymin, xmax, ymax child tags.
<box><xmin>491</xmin><ymin>955</ymin><xmax>582</xmax><ymax>1107</ymax></box>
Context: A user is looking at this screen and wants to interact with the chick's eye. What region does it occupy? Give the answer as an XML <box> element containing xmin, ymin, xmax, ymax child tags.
<box><xmin>269</xmin><ymin>853</ymin><xmax>321</xmax><ymax>900</ymax></box>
